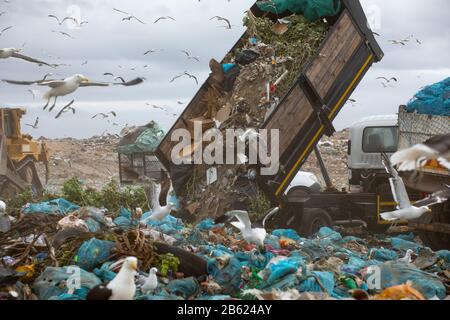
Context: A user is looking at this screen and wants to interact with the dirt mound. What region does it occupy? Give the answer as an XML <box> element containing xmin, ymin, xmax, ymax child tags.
<box><xmin>36</xmin><ymin>130</ymin><xmax>349</xmax><ymax>195</ymax></box>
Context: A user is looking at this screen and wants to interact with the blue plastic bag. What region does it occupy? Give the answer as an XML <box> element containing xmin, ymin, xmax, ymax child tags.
<box><xmin>215</xmin><ymin>257</ymin><xmax>243</xmax><ymax>294</ymax></box>
<box><xmin>265</xmin><ymin>257</ymin><xmax>304</xmax><ymax>285</ymax></box>
<box><xmin>390</xmin><ymin>237</ymin><xmax>421</xmax><ymax>252</ymax></box>
<box><xmin>368</xmin><ymin>261</ymin><xmax>446</xmax><ymax>299</ymax></box>
<box><xmin>370</xmin><ymin>248</ymin><xmax>398</xmax><ymax>262</ymax></box>
<box><xmin>76</xmin><ymin>238</ymin><xmax>115</xmax><ymax>271</ymax></box>
<box><xmin>272</xmin><ymin>229</ymin><xmax>301</xmax><ymax>241</ymax></box>
<box><xmin>298</xmin><ymin>271</ymin><xmax>335</xmax><ymax>295</ymax></box>
<box><xmin>22</xmin><ymin>198</ymin><xmax>79</xmax><ymax>215</ymax></box>
<box><xmin>167</xmin><ymin>277</ymin><xmax>200</xmax><ymax>299</ymax></box>
<box><xmin>34</xmin><ymin>266</ymin><xmax>101</xmax><ymax>300</ymax></box>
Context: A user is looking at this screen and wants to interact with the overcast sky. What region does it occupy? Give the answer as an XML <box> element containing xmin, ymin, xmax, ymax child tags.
<box><xmin>0</xmin><ymin>0</ymin><xmax>449</xmax><ymax>138</ymax></box>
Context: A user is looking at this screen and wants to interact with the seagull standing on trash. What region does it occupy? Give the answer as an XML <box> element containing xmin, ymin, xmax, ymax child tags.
<box><xmin>140</xmin><ymin>267</ymin><xmax>158</xmax><ymax>294</ymax></box>
<box><xmin>141</xmin><ymin>181</ymin><xmax>177</xmax><ymax>223</ymax></box>
<box><xmin>398</xmin><ymin>249</ymin><xmax>415</xmax><ymax>264</ymax></box>
<box><xmin>0</xmin><ymin>200</ymin><xmax>11</xmax><ymax>233</ymax></box>
<box><xmin>86</xmin><ymin>257</ymin><xmax>138</xmax><ymax>300</ymax></box>
<box><xmin>380</xmin><ymin>153</ymin><xmax>434</xmax><ymax>221</ymax></box>
<box><xmin>217</xmin><ymin>210</ymin><xmax>267</xmax><ymax>249</ymax></box>
<box><xmin>391</xmin><ymin>133</ymin><xmax>450</xmax><ymax>171</ymax></box>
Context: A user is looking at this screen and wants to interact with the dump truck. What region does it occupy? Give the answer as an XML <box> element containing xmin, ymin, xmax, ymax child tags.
<box><xmin>0</xmin><ymin>108</ymin><xmax>49</xmax><ymax>198</ymax></box>
<box><xmin>350</xmin><ymin>106</ymin><xmax>449</xmax><ymax>249</ymax></box>
<box><xmin>155</xmin><ymin>0</ymin><xmax>388</xmax><ymax>228</ymax></box>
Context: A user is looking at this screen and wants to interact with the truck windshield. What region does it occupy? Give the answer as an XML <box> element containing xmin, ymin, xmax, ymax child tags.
<box><xmin>362</xmin><ymin>126</ymin><xmax>399</xmax><ymax>153</ymax></box>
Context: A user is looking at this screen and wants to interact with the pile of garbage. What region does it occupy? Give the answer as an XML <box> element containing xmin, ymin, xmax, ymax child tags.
<box><xmin>405</xmin><ymin>77</ymin><xmax>450</xmax><ymax>116</ymax></box>
<box><xmin>1</xmin><ymin>198</ymin><xmax>449</xmax><ymax>300</ymax></box>
<box><xmin>176</xmin><ymin>10</ymin><xmax>329</xmax><ymax>221</ymax></box>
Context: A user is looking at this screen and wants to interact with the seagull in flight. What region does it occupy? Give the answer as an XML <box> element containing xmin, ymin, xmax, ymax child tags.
<box><xmin>144</xmin><ymin>49</ymin><xmax>163</xmax><ymax>55</ymax></box>
<box><xmin>377</xmin><ymin>77</ymin><xmax>398</xmax><ymax>83</ymax></box>
<box><xmin>55</xmin><ymin>101</ymin><xmax>75</xmax><ymax>119</ymax></box>
<box><xmin>25</xmin><ymin>117</ymin><xmax>39</xmax><ymax>129</ymax></box>
<box><xmin>391</xmin><ymin>133</ymin><xmax>450</xmax><ymax>171</ymax></box>
<box><xmin>113</xmin><ymin>8</ymin><xmax>145</xmax><ymax>24</ymax></box>
<box><xmin>0</xmin><ymin>26</ymin><xmax>12</xmax><ymax>37</ymax></box>
<box><xmin>380</xmin><ymin>153</ymin><xmax>435</xmax><ymax>221</ymax></box>
<box><xmin>154</xmin><ymin>16</ymin><xmax>175</xmax><ymax>24</ymax></box>
<box><xmin>52</xmin><ymin>30</ymin><xmax>75</xmax><ymax>39</ymax></box>
<box><xmin>210</xmin><ymin>16</ymin><xmax>232</xmax><ymax>29</ymax></box>
<box><xmin>0</xmin><ymin>48</ymin><xmax>55</xmax><ymax>67</ymax></box>
<box><xmin>181</xmin><ymin>50</ymin><xmax>200</xmax><ymax>62</ymax></box>
<box><xmin>48</xmin><ymin>14</ymin><xmax>77</xmax><ymax>25</ymax></box>
<box><xmin>216</xmin><ymin>210</ymin><xmax>267</xmax><ymax>249</ymax></box>
<box><xmin>92</xmin><ymin>111</ymin><xmax>117</xmax><ymax>119</ymax></box>
<box><xmin>170</xmin><ymin>71</ymin><xmax>198</xmax><ymax>85</ymax></box>
<box><xmin>2</xmin><ymin>74</ymin><xmax>144</xmax><ymax>112</ymax></box>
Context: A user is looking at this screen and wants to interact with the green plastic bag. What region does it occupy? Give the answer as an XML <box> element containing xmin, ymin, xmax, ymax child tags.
<box><xmin>257</xmin><ymin>0</ymin><xmax>341</xmax><ymax>22</ymax></box>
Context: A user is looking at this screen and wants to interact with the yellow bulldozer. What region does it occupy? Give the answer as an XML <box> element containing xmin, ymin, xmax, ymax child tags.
<box><xmin>0</xmin><ymin>108</ymin><xmax>49</xmax><ymax>199</ymax></box>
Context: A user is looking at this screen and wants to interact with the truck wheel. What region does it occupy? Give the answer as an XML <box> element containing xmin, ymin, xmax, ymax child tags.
<box><xmin>298</xmin><ymin>208</ymin><xmax>333</xmax><ymax>237</ymax></box>
<box><xmin>414</xmin><ymin>205</ymin><xmax>450</xmax><ymax>250</ymax></box>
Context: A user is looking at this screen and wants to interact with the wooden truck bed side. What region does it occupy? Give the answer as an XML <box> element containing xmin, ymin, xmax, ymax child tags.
<box><xmin>260</xmin><ymin>2</ymin><xmax>383</xmax><ymax>202</ymax></box>
<box><xmin>155</xmin><ymin>0</ymin><xmax>384</xmax><ymax>204</ymax></box>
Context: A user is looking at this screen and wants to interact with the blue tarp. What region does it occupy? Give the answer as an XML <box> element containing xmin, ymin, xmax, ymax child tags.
<box><xmin>405</xmin><ymin>77</ymin><xmax>450</xmax><ymax>116</ymax></box>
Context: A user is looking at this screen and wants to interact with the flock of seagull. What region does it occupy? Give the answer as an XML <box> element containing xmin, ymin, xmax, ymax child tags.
<box><xmin>0</xmin><ymin>3</ymin><xmax>235</xmax><ymax>131</ymax></box>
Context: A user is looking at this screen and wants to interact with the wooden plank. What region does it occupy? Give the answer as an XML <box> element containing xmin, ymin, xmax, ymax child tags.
<box><xmin>306</xmin><ymin>11</ymin><xmax>363</xmax><ymax>99</ymax></box>
<box><xmin>265</xmin><ymin>86</ymin><xmax>314</xmax><ymax>155</ymax></box>
<box><xmin>316</xmin><ymin>30</ymin><xmax>362</xmax><ymax>98</ymax></box>
<box><xmin>306</xmin><ymin>12</ymin><xmax>353</xmax><ymax>82</ymax></box>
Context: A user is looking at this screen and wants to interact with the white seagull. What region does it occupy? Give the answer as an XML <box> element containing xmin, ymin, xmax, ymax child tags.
<box><xmin>140</xmin><ymin>267</ymin><xmax>158</xmax><ymax>294</ymax></box>
<box><xmin>142</xmin><ymin>181</ymin><xmax>177</xmax><ymax>222</ymax></box>
<box><xmin>86</xmin><ymin>257</ymin><xmax>138</xmax><ymax>300</ymax></box>
<box><xmin>398</xmin><ymin>249</ymin><xmax>415</xmax><ymax>264</ymax></box>
<box><xmin>380</xmin><ymin>153</ymin><xmax>433</xmax><ymax>221</ymax></box>
<box><xmin>220</xmin><ymin>210</ymin><xmax>267</xmax><ymax>249</ymax></box>
<box><xmin>0</xmin><ymin>48</ymin><xmax>54</xmax><ymax>67</ymax></box>
<box><xmin>391</xmin><ymin>133</ymin><xmax>450</xmax><ymax>171</ymax></box>
<box><xmin>0</xmin><ymin>200</ymin><xmax>11</xmax><ymax>233</ymax></box>
<box><xmin>2</xmin><ymin>74</ymin><xmax>144</xmax><ymax>111</ymax></box>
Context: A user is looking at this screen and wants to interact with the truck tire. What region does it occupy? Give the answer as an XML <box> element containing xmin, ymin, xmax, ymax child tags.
<box><xmin>298</xmin><ymin>208</ymin><xmax>333</xmax><ymax>237</ymax></box>
<box><xmin>414</xmin><ymin>205</ymin><xmax>450</xmax><ymax>250</ymax></box>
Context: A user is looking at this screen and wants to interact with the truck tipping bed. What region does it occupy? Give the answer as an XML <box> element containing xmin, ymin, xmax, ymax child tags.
<box><xmin>155</xmin><ymin>0</ymin><xmax>384</xmax><ymax>204</ymax></box>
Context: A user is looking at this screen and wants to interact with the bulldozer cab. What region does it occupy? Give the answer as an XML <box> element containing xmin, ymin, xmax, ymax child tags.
<box><xmin>0</xmin><ymin>108</ymin><xmax>49</xmax><ymax>199</ymax></box>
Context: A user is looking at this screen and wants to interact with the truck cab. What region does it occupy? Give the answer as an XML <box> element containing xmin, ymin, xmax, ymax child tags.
<box><xmin>348</xmin><ymin>115</ymin><xmax>399</xmax><ymax>193</ymax></box>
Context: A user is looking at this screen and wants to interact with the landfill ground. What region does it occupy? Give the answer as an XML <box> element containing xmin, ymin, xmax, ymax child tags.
<box><xmin>1</xmin><ymin>191</ymin><xmax>450</xmax><ymax>300</ymax></box>
<box><xmin>1</xmin><ymin>0</ymin><xmax>449</xmax><ymax>304</ymax></box>
<box><xmin>35</xmin><ymin>130</ymin><xmax>349</xmax><ymax>194</ymax></box>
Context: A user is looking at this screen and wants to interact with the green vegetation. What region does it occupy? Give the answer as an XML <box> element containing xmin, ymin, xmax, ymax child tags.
<box><xmin>7</xmin><ymin>178</ymin><xmax>149</xmax><ymax>214</ymax></box>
